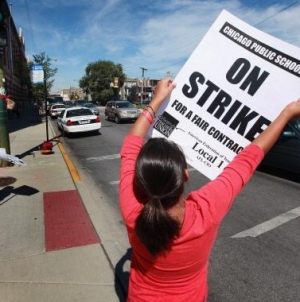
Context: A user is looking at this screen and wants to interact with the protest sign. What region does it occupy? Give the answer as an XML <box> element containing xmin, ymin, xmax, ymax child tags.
<box><xmin>150</xmin><ymin>10</ymin><xmax>300</xmax><ymax>180</ymax></box>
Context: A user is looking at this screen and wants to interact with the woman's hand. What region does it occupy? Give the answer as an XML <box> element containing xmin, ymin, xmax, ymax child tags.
<box><xmin>253</xmin><ymin>98</ymin><xmax>300</xmax><ymax>154</ymax></box>
<box><xmin>150</xmin><ymin>78</ymin><xmax>176</xmax><ymax>108</ymax></box>
<box><xmin>280</xmin><ymin>98</ymin><xmax>300</xmax><ymax>121</ymax></box>
<box><xmin>128</xmin><ymin>78</ymin><xmax>176</xmax><ymax>138</ymax></box>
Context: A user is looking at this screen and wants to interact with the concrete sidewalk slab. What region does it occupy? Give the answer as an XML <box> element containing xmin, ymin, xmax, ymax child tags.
<box><xmin>0</xmin><ymin>107</ymin><xmax>124</xmax><ymax>301</ymax></box>
<box><xmin>0</xmin><ymin>245</ymin><xmax>118</xmax><ymax>302</ymax></box>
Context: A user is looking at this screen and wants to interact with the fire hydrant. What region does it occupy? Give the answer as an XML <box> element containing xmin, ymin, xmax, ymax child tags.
<box><xmin>40</xmin><ymin>141</ymin><xmax>53</xmax><ymax>154</ymax></box>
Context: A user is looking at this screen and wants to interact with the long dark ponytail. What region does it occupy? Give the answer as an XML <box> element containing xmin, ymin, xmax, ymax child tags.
<box><xmin>133</xmin><ymin>138</ymin><xmax>187</xmax><ymax>256</ymax></box>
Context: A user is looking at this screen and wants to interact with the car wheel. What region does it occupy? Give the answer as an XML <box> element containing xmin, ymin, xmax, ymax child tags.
<box><xmin>114</xmin><ymin>114</ymin><xmax>120</xmax><ymax>124</ymax></box>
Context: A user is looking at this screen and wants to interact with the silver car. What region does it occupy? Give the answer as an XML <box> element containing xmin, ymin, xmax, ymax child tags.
<box><xmin>105</xmin><ymin>100</ymin><xmax>139</xmax><ymax>123</ymax></box>
<box><xmin>83</xmin><ymin>103</ymin><xmax>100</xmax><ymax>115</ymax></box>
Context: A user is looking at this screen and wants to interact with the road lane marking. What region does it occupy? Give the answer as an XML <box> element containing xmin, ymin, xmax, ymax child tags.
<box><xmin>109</xmin><ymin>180</ymin><xmax>120</xmax><ymax>185</ymax></box>
<box><xmin>231</xmin><ymin>206</ymin><xmax>300</xmax><ymax>238</ymax></box>
<box><xmin>86</xmin><ymin>154</ymin><xmax>120</xmax><ymax>162</ymax></box>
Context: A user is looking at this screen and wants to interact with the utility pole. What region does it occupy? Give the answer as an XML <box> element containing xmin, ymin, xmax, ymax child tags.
<box><xmin>140</xmin><ymin>67</ymin><xmax>147</xmax><ymax>106</ymax></box>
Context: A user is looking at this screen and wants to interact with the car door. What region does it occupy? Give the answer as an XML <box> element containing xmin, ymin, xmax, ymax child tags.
<box><xmin>106</xmin><ymin>102</ymin><xmax>113</xmax><ymax>118</ymax></box>
<box><xmin>57</xmin><ymin>110</ymin><xmax>65</xmax><ymax>129</ymax></box>
<box><xmin>109</xmin><ymin>102</ymin><xmax>116</xmax><ymax>118</ymax></box>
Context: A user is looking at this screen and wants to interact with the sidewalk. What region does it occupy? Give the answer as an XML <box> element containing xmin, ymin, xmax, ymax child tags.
<box><xmin>0</xmin><ymin>106</ymin><xmax>127</xmax><ymax>302</ymax></box>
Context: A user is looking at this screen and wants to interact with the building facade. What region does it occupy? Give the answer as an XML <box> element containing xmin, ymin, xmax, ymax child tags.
<box><xmin>0</xmin><ymin>0</ymin><xmax>28</xmax><ymax>107</ymax></box>
<box><xmin>121</xmin><ymin>77</ymin><xmax>159</xmax><ymax>103</ymax></box>
<box><xmin>55</xmin><ymin>87</ymin><xmax>85</xmax><ymax>102</ymax></box>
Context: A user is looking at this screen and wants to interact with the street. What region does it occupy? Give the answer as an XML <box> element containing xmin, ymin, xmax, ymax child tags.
<box><xmin>51</xmin><ymin>109</ymin><xmax>300</xmax><ymax>302</ymax></box>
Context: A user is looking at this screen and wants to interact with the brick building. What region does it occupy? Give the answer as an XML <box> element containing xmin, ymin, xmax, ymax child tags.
<box><xmin>0</xmin><ymin>0</ymin><xmax>28</xmax><ymax>107</ymax></box>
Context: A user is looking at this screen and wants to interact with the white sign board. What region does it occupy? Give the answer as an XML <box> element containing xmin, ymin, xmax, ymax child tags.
<box><xmin>0</xmin><ymin>148</ymin><xmax>26</xmax><ymax>166</ymax></box>
<box><xmin>150</xmin><ymin>10</ymin><xmax>300</xmax><ymax>180</ymax></box>
<box><xmin>30</xmin><ymin>65</ymin><xmax>44</xmax><ymax>84</ymax></box>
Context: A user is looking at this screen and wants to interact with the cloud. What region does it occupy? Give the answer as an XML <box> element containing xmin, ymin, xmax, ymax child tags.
<box><xmin>9</xmin><ymin>0</ymin><xmax>300</xmax><ymax>91</ymax></box>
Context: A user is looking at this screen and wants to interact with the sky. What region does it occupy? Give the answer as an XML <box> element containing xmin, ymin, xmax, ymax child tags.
<box><xmin>9</xmin><ymin>0</ymin><xmax>300</xmax><ymax>92</ymax></box>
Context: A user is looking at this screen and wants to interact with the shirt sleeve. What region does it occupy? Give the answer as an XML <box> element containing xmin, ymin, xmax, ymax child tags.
<box><xmin>188</xmin><ymin>144</ymin><xmax>265</xmax><ymax>225</ymax></box>
<box><xmin>119</xmin><ymin>135</ymin><xmax>144</xmax><ymax>226</ymax></box>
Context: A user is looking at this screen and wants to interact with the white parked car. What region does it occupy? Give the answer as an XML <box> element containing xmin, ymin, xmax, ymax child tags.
<box><xmin>49</xmin><ymin>103</ymin><xmax>65</xmax><ymax>119</ymax></box>
<box><xmin>57</xmin><ymin>107</ymin><xmax>101</xmax><ymax>136</ymax></box>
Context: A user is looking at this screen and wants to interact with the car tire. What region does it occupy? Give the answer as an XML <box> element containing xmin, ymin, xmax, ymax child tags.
<box><xmin>114</xmin><ymin>114</ymin><xmax>120</xmax><ymax>124</ymax></box>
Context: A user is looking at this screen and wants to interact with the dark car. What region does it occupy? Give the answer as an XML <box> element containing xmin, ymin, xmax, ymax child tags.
<box><xmin>260</xmin><ymin>118</ymin><xmax>300</xmax><ymax>174</ymax></box>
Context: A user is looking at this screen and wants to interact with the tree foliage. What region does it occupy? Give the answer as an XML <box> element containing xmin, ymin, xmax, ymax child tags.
<box><xmin>28</xmin><ymin>52</ymin><xmax>58</xmax><ymax>106</ymax></box>
<box><xmin>79</xmin><ymin>60</ymin><xmax>126</xmax><ymax>105</ymax></box>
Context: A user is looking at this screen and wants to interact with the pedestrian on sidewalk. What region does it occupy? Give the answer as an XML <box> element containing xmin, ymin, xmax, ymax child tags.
<box><xmin>11</xmin><ymin>100</ymin><xmax>21</xmax><ymax>118</ymax></box>
<box><xmin>119</xmin><ymin>77</ymin><xmax>300</xmax><ymax>301</ymax></box>
<box><xmin>5</xmin><ymin>95</ymin><xmax>15</xmax><ymax>119</ymax></box>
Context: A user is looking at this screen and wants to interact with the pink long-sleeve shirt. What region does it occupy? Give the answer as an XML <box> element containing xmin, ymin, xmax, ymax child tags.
<box><xmin>120</xmin><ymin>135</ymin><xmax>264</xmax><ymax>302</ymax></box>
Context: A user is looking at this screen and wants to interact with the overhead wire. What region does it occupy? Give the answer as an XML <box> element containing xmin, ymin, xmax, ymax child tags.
<box><xmin>255</xmin><ymin>0</ymin><xmax>300</xmax><ymax>26</ymax></box>
<box><xmin>139</xmin><ymin>0</ymin><xmax>300</xmax><ymax>76</ymax></box>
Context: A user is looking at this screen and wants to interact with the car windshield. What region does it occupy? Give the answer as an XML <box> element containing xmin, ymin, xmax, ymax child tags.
<box><xmin>284</xmin><ymin>118</ymin><xmax>300</xmax><ymax>140</ymax></box>
<box><xmin>83</xmin><ymin>103</ymin><xmax>95</xmax><ymax>108</ymax></box>
<box><xmin>293</xmin><ymin>118</ymin><xmax>300</xmax><ymax>131</ymax></box>
<box><xmin>116</xmin><ymin>102</ymin><xmax>134</xmax><ymax>108</ymax></box>
<box><xmin>54</xmin><ymin>105</ymin><xmax>65</xmax><ymax>109</ymax></box>
<box><xmin>66</xmin><ymin>108</ymin><xmax>93</xmax><ymax>117</ymax></box>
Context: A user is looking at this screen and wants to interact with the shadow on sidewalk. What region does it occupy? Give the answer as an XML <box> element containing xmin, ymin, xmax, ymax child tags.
<box><xmin>0</xmin><ymin>184</ymin><xmax>39</xmax><ymax>205</ymax></box>
<box><xmin>115</xmin><ymin>248</ymin><xmax>132</xmax><ymax>302</ymax></box>
<box><xmin>7</xmin><ymin>106</ymin><xmax>44</xmax><ymax>134</ymax></box>
<box><xmin>13</xmin><ymin>135</ymin><xmax>61</xmax><ymax>160</ymax></box>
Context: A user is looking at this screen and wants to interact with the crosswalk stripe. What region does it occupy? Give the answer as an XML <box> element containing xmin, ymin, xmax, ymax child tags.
<box><xmin>86</xmin><ymin>154</ymin><xmax>120</xmax><ymax>162</ymax></box>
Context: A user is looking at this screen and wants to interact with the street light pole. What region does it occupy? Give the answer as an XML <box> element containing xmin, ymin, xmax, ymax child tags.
<box><xmin>43</xmin><ymin>67</ymin><xmax>49</xmax><ymax>142</ymax></box>
<box><xmin>140</xmin><ymin>67</ymin><xmax>147</xmax><ymax>106</ymax></box>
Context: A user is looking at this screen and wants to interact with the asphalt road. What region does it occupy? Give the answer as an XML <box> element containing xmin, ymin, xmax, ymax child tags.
<box><xmin>51</xmin><ymin>110</ymin><xmax>300</xmax><ymax>302</ymax></box>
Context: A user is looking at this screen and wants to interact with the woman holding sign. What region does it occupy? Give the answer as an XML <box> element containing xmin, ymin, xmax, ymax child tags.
<box><xmin>119</xmin><ymin>77</ymin><xmax>300</xmax><ymax>301</ymax></box>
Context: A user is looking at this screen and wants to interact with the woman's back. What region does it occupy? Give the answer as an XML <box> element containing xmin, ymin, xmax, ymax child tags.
<box><xmin>120</xmin><ymin>134</ymin><xmax>264</xmax><ymax>301</ymax></box>
<box><xmin>125</xmin><ymin>198</ymin><xmax>217</xmax><ymax>302</ymax></box>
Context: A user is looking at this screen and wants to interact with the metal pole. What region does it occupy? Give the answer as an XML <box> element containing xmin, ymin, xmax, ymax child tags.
<box><xmin>0</xmin><ymin>49</ymin><xmax>10</xmax><ymax>167</ymax></box>
<box><xmin>44</xmin><ymin>67</ymin><xmax>49</xmax><ymax>141</ymax></box>
<box><xmin>0</xmin><ymin>97</ymin><xmax>10</xmax><ymax>167</ymax></box>
<box><xmin>140</xmin><ymin>67</ymin><xmax>147</xmax><ymax>106</ymax></box>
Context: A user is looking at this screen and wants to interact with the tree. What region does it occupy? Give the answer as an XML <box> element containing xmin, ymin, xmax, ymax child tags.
<box><xmin>79</xmin><ymin>60</ymin><xmax>126</xmax><ymax>105</ymax></box>
<box><xmin>28</xmin><ymin>52</ymin><xmax>58</xmax><ymax>106</ymax></box>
